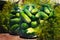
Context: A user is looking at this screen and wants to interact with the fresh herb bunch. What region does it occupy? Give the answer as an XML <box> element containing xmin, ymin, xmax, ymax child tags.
<box><xmin>0</xmin><ymin>1</ymin><xmax>13</xmax><ymax>33</ymax></box>
<box><xmin>53</xmin><ymin>4</ymin><xmax>60</xmax><ymax>40</ymax></box>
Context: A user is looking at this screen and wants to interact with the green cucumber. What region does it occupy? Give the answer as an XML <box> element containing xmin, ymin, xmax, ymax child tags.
<box><xmin>31</xmin><ymin>15</ymin><xmax>36</xmax><ymax>21</ymax></box>
<box><xmin>39</xmin><ymin>20</ymin><xmax>44</xmax><ymax>24</ymax></box>
<box><xmin>31</xmin><ymin>8</ymin><xmax>38</xmax><ymax>14</ymax></box>
<box><xmin>40</xmin><ymin>11</ymin><xmax>49</xmax><ymax>19</ymax></box>
<box><xmin>31</xmin><ymin>21</ymin><xmax>37</xmax><ymax>27</ymax></box>
<box><xmin>21</xmin><ymin>23</ymin><xmax>28</xmax><ymax>29</ymax></box>
<box><xmin>20</xmin><ymin>11</ymin><xmax>31</xmax><ymax>23</ymax></box>
<box><xmin>16</xmin><ymin>13</ymin><xmax>20</xmax><ymax>17</ymax></box>
<box><xmin>11</xmin><ymin>18</ymin><xmax>20</xmax><ymax>23</ymax></box>
<box><xmin>24</xmin><ymin>9</ymin><xmax>32</xmax><ymax>17</ymax></box>
<box><xmin>10</xmin><ymin>14</ymin><xmax>13</xmax><ymax>16</ymax></box>
<box><xmin>35</xmin><ymin>12</ymin><xmax>40</xmax><ymax>18</ymax></box>
<box><xmin>26</xmin><ymin>28</ymin><xmax>35</xmax><ymax>34</ymax></box>
<box><xmin>48</xmin><ymin>7</ymin><xmax>53</xmax><ymax>12</ymax></box>
<box><xmin>29</xmin><ymin>6</ymin><xmax>33</xmax><ymax>11</ymax></box>
<box><xmin>49</xmin><ymin>12</ymin><xmax>54</xmax><ymax>17</ymax></box>
<box><xmin>11</xmin><ymin>9</ymin><xmax>15</xmax><ymax>12</ymax></box>
<box><xmin>10</xmin><ymin>14</ymin><xmax>15</xmax><ymax>18</ymax></box>
<box><xmin>10</xmin><ymin>24</ymin><xmax>19</xmax><ymax>31</ymax></box>
<box><xmin>44</xmin><ymin>7</ymin><xmax>50</xmax><ymax>14</ymax></box>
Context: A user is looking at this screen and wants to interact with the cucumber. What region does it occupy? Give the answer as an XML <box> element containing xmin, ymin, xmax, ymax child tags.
<box><xmin>20</xmin><ymin>10</ymin><xmax>31</xmax><ymax>23</ymax></box>
<box><xmin>31</xmin><ymin>4</ymin><xmax>35</xmax><ymax>8</ymax></box>
<box><xmin>44</xmin><ymin>7</ymin><xmax>50</xmax><ymax>14</ymax></box>
<box><xmin>42</xmin><ymin>4</ymin><xmax>51</xmax><ymax>8</ymax></box>
<box><xmin>35</xmin><ymin>12</ymin><xmax>40</xmax><ymax>18</ymax></box>
<box><xmin>31</xmin><ymin>15</ymin><xmax>36</xmax><ymax>21</ymax></box>
<box><xmin>29</xmin><ymin>6</ymin><xmax>33</xmax><ymax>11</ymax></box>
<box><xmin>16</xmin><ymin>13</ymin><xmax>20</xmax><ymax>17</ymax></box>
<box><xmin>26</xmin><ymin>28</ymin><xmax>35</xmax><ymax>34</ymax></box>
<box><xmin>21</xmin><ymin>29</ymin><xmax>27</xmax><ymax>34</ymax></box>
<box><xmin>11</xmin><ymin>18</ymin><xmax>20</xmax><ymax>23</ymax></box>
<box><xmin>48</xmin><ymin>7</ymin><xmax>53</xmax><ymax>12</ymax></box>
<box><xmin>10</xmin><ymin>14</ymin><xmax>13</xmax><ymax>16</ymax></box>
<box><xmin>24</xmin><ymin>5</ymin><xmax>29</xmax><ymax>9</ymax></box>
<box><xmin>39</xmin><ymin>20</ymin><xmax>44</xmax><ymax>24</ymax></box>
<box><xmin>40</xmin><ymin>11</ymin><xmax>49</xmax><ymax>19</ymax></box>
<box><xmin>24</xmin><ymin>9</ymin><xmax>32</xmax><ymax>17</ymax></box>
<box><xmin>10</xmin><ymin>24</ymin><xmax>19</xmax><ymax>31</ymax></box>
<box><xmin>10</xmin><ymin>14</ymin><xmax>15</xmax><ymax>16</ymax></box>
<box><xmin>49</xmin><ymin>12</ymin><xmax>54</xmax><ymax>17</ymax></box>
<box><xmin>21</xmin><ymin>23</ymin><xmax>28</xmax><ymax>29</ymax></box>
<box><xmin>10</xmin><ymin>14</ymin><xmax>15</xmax><ymax>18</ymax></box>
<box><xmin>11</xmin><ymin>9</ymin><xmax>15</xmax><ymax>12</ymax></box>
<box><xmin>31</xmin><ymin>21</ymin><xmax>37</xmax><ymax>28</ymax></box>
<box><xmin>31</xmin><ymin>8</ymin><xmax>38</xmax><ymax>14</ymax></box>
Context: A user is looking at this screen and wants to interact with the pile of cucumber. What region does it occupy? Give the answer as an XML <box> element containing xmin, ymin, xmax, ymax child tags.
<box><xmin>19</xmin><ymin>4</ymin><xmax>54</xmax><ymax>38</ymax></box>
<box><xmin>9</xmin><ymin>5</ymin><xmax>21</xmax><ymax>35</ymax></box>
<box><xmin>9</xmin><ymin>4</ymin><xmax>54</xmax><ymax>38</ymax></box>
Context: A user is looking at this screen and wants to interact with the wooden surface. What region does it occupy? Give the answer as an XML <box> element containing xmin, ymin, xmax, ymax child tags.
<box><xmin>0</xmin><ymin>33</ymin><xmax>36</xmax><ymax>40</ymax></box>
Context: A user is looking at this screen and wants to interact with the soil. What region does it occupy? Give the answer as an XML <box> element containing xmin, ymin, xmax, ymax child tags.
<box><xmin>0</xmin><ymin>33</ymin><xmax>36</xmax><ymax>40</ymax></box>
